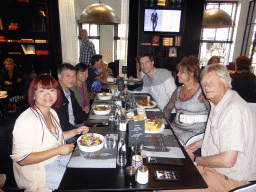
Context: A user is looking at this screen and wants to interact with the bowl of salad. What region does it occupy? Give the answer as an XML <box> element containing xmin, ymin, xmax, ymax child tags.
<box><xmin>93</xmin><ymin>105</ymin><xmax>111</xmax><ymax>115</ymax></box>
<box><xmin>77</xmin><ymin>133</ymin><xmax>104</xmax><ymax>152</ymax></box>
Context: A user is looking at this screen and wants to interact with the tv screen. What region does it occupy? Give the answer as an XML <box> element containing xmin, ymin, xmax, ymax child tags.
<box><xmin>144</xmin><ymin>9</ymin><xmax>181</xmax><ymax>33</ymax></box>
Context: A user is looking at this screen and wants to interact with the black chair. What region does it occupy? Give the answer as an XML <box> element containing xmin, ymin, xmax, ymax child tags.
<box><xmin>108</xmin><ymin>61</ymin><xmax>119</xmax><ymax>78</ymax></box>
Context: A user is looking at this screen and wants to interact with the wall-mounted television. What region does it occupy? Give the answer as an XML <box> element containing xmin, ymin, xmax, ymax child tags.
<box><xmin>144</xmin><ymin>9</ymin><xmax>182</xmax><ymax>33</ymax></box>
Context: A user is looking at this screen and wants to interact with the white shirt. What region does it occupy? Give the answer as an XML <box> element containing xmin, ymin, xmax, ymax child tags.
<box><xmin>202</xmin><ymin>90</ymin><xmax>256</xmax><ymax>181</ymax></box>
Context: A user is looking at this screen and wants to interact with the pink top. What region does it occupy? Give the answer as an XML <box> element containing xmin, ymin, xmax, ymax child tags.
<box><xmin>79</xmin><ymin>86</ymin><xmax>89</xmax><ymax>109</ymax></box>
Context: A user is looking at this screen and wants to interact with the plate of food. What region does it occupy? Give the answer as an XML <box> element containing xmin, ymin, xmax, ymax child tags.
<box><xmin>93</xmin><ymin>105</ymin><xmax>111</xmax><ymax>115</ymax></box>
<box><xmin>145</xmin><ymin>119</ymin><xmax>165</xmax><ymax>133</ymax></box>
<box><xmin>98</xmin><ymin>92</ymin><xmax>112</xmax><ymax>100</ymax></box>
<box><xmin>137</xmin><ymin>99</ymin><xmax>156</xmax><ymax>108</ymax></box>
<box><xmin>77</xmin><ymin>133</ymin><xmax>104</xmax><ymax>152</ymax></box>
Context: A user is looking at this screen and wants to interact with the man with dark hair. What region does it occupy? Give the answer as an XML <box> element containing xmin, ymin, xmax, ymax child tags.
<box><xmin>230</xmin><ymin>55</ymin><xmax>256</xmax><ymax>102</ymax></box>
<box><xmin>79</xmin><ymin>29</ymin><xmax>96</xmax><ymax>66</ymax></box>
<box><xmin>137</xmin><ymin>52</ymin><xmax>177</xmax><ymax>111</ymax></box>
<box><xmin>86</xmin><ymin>54</ymin><xmax>108</xmax><ymax>93</ymax></box>
<box><xmin>55</xmin><ymin>63</ymin><xmax>88</xmax><ymax>143</ymax></box>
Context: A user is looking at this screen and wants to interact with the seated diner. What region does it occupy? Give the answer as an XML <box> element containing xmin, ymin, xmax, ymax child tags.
<box><xmin>10</xmin><ymin>75</ymin><xmax>89</xmax><ymax>191</ymax></box>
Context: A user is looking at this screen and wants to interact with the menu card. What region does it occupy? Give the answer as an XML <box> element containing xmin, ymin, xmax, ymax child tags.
<box><xmin>128</xmin><ymin>121</ymin><xmax>145</xmax><ymax>147</ymax></box>
<box><xmin>116</xmin><ymin>78</ymin><xmax>124</xmax><ymax>91</ymax></box>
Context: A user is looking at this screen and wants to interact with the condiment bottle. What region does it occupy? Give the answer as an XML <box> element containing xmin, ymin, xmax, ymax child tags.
<box><xmin>117</xmin><ymin>137</ymin><xmax>127</xmax><ymax>166</ymax></box>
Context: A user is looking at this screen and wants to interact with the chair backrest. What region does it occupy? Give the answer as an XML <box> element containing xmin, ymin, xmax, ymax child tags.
<box><xmin>108</xmin><ymin>61</ymin><xmax>119</xmax><ymax>78</ymax></box>
<box><xmin>229</xmin><ymin>182</ymin><xmax>256</xmax><ymax>192</ymax></box>
<box><xmin>185</xmin><ymin>133</ymin><xmax>204</xmax><ymax>146</ymax></box>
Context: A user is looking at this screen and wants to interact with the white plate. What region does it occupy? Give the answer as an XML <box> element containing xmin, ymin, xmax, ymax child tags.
<box><xmin>77</xmin><ymin>133</ymin><xmax>104</xmax><ymax>152</ymax></box>
<box><xmin>0</xmin><ymin>95</ymin><xmax>8</xmax><ymax>99</ymax></box>
<box><xmin>98</xmin><ymin>93</ymin><xmax>112</xmax><ymax>100</ymax></box>
<box><xmin>137</xmin><ymin>101</ymin><xmax>157</xmax><ymax>108</ymax></box>
<box><xmin>93</xmin><ymin>105</ymin><xmax>111</xmax><ymax>115</ymax></box>
<box><xmin>145</xmin><ymin>121</ymin><xmax>165</xmax><ymax>133</ymax></box>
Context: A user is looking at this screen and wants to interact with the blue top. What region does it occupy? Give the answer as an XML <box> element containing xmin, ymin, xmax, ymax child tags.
<box><xmin>86</xmin><ymin>67</ymin><xmax>102</xmax><ymax>93</ymax></box>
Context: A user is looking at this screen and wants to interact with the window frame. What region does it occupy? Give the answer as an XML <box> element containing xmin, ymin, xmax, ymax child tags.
<box><xmin>199</xmin><ymin>1</ymin><xmax>238</xmax><ymax>66</ymax></box>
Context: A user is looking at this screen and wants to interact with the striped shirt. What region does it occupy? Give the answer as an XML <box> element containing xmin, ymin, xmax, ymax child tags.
<box><xmin>79</xmin><ymin>39</ymin><xmax>96</xmax><ymax>66</ymax></box>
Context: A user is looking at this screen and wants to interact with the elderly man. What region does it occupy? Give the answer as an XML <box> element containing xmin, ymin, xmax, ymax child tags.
<box><xmin>79</xmin><ymin>29</ymin><xmax>96</xmax><ymax>66</ymax></box>
<box><xmin>159</xmin><ymin>64</ymin><xmax>256</xmax><ymax>192</ymax></box>
<box><xmin>138</xmin><ymin>52</ymin><xmax>176</xmax><ymax>111</ymax></box>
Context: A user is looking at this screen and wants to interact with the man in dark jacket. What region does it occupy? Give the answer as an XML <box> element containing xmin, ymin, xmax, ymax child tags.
<box><xmin>55</xmin><ymin>63</ymin><xmax>88</xmax><ymax>143</ymax></box>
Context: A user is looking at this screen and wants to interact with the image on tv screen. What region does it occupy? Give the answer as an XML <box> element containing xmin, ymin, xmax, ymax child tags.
<box><xmin>144</xmin><ymin>9</ymin><xmax>181</xmax><ymax>33</ymax></box>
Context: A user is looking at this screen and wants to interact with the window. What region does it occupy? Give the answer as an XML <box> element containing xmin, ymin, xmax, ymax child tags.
<box><xmin>78</xmin><ymin>23</ymin><xmax>100</xmax><ymax>54</ymax></box>
<box><xmin>241</xmin><ymin>1</ymin><xmax>256</xmax><ymax>65</ymax></box>
<box><xmin>114</xmin><ymin>24</ymin><xmax>127</xmax><ymax>61</ymax></box>
<box><xmin>199</xmin><ymin>2</ymin><xmax>238</xmax><ymax>66</ymax></box>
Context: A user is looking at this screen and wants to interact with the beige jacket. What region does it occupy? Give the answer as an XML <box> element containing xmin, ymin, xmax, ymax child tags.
<box><xmin>11</xmin><ymin>107</ymin><xmax>65</xmax><ymax>192</ymax></box>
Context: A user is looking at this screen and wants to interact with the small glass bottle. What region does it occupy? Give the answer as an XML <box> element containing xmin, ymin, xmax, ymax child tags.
<box><xmin>117</xmin><ymin>137</ymin><xmax>127</xmax><ymax>166</ymax></box>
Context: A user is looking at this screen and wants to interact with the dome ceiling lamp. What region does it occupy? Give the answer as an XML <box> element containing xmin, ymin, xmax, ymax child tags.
<box><xmin>202</xmin><ymin>8</ymin><xmax>232</xmax><ymax>28</ymax></box>
<box><xmin>79</xmin><ymin>0</ymin><xmax>120</xmax><ymax>25</ymax></box>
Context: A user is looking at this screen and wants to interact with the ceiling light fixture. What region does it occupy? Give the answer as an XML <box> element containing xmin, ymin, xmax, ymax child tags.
<box><xmin>79</xmin><ymin>1</ymin><xmax>120</xmax><ymax>25</ymax></box>
<box><xmin>202</xmin><ymin>8</ymin><xmax>232</xmax><ymax>28</ymax></box>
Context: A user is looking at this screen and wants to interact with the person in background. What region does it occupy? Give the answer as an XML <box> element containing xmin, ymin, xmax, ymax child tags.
<box><xmin>55</xmin><ymin>63</ymin><xmax>88</xmax><ymax>143</ymax></box>
<box><xmin>230</xmin><ymin>56</ymin><xmax>256</xmax><ymax>102</ymax></box>
<box><xmin>79</xmin><ymin>29</ymin><xmax>96</xmax><ymax>66</ymax></box>
<box><xmin>207</xmin><ymin>55</ymin><xmax>220</xmax><ymax>65</ymax></box>
<box><xmin>1</xmin><ymin>58</ymin><xmax>23</xmax><ymax>96</ymax></box>
<box><xmin>70</xmin><ymin>63</ymin><xmax>90</xmax><ymax>113</ymax></box>
<box><xmin>86</xmin><ymin>54</ymin><xmax>108</xmax><ymax>93</ymax></box>
<box><xmin>136</xmin><ymin>56</ymin><xmax>145</xmax><ymax>81</ymax></box>
<box><xmin>151</xmin><ymin>9</ymin><xmax>158</xmax><ymax>31</ymax></box>
<box><xmin>138</xmin><ymin>52</ymin><xmax>177</xmax><ymax>111</ymax></box>
<box><xmin>11</xmin><ymin>75</ymin><xmax>89</xmax><ymax>191</ymax></box>
<box><xmin>163</xmin><ymin>55</ymin><xmax>209</xmax><ymax>144</ymax></box>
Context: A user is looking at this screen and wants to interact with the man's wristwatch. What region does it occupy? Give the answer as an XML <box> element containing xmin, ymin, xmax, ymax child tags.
<box><xmin>193</xmin><ymin>156</ymin><xmax>198</xmax><ymax>166</ymax></box>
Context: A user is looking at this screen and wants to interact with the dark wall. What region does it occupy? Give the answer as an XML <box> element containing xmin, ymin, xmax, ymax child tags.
<box><xmin>180</xmin><ymin>0</ymin><xmax>205</xmax><ymax>59</ymax></box>
<box><xmin>127</xmin><ymin>0</ymin><xmax>205</xmax><ymax>77</ymax></box>
<box><xmin>127</xmin><ymin>0</ymin><xmax>140</xmax><ymax>78</ymax></box>
<box><xmin>47</xmin><ymin>0</ymin><xmax>63</xmax><ymax>79</ymax></box>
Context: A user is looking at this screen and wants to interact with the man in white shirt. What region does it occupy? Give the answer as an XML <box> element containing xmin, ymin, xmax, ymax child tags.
<box><xmin>158</xmin><ymin>64</ymin><xmax>256</xmax><ymax>192</ymax></box>
<box><xmin>138</xmin><ymin>53</ymin><xmax>176</xmax><ymax>111</ymax></box>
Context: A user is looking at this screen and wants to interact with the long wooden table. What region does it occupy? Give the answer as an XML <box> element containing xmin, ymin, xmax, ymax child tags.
<box><xmin>58</xmin><ymin>94</ymin><xmax>207</xmax><ymax>191</ymax></box>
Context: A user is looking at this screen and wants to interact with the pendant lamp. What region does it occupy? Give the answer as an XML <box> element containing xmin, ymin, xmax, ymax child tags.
<box><xmin>202</xmin><ymin>8</ymin><xmax>232</xmax><ymax>28</ymax></box>
<box><xmin>79</xmin><ymin>1</ymin><xmax>120</xmax><ymax>25</ymax></box>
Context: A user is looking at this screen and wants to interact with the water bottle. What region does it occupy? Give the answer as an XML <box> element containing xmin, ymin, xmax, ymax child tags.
<box><xmin>117</xmin><ymin>137</ymin><xmax>127</xmax><ymax>166</ymax></box>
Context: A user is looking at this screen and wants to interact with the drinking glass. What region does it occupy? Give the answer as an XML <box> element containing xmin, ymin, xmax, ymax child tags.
<box><xmin>131</xmin><ymin>144</ymin><xmax>143</xmax><ymax>155</ymax></box>
<box><xmin>104</xmin><ymin>134</ymin><xmax>116</xmax><ymax>150</ymax></box>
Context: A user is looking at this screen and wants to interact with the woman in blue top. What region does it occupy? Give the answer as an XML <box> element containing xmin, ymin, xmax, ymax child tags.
<box><xmin>86</xmin><ymin>54</ymin><xmax>108</xmax><ymax>93</ymax></box>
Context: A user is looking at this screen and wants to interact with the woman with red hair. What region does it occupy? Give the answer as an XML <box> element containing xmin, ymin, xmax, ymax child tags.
<box><xmin>11</xmin><ymin>75</ymin><xmax>89</xmax><ymax>191</ymax></box>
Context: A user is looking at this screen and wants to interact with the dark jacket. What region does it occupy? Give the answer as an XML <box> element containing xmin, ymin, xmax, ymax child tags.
<box><xmin>230</xmin><ymin>72</ymin><xmax>256</xmax><ymax>103</ymax></box>
<box><xmin>55</xmin><ymin>86</ymin><xmax>88</xmax><ymax>131</ymax></box>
